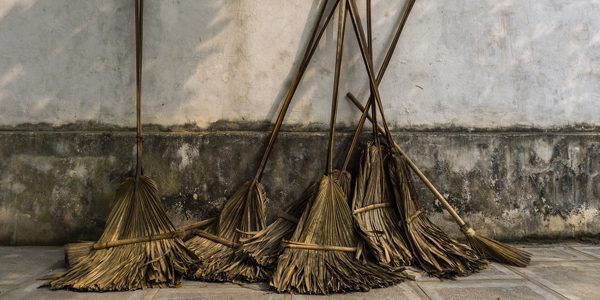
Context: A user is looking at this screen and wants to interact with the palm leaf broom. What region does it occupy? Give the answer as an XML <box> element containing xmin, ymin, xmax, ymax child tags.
<box><xmin>345</xmin><ymin>0</ymin><xmax>491</xmax><ymax>276</ymax></box>
<box><xmin>349</xmin><ymin>97</ymin><xmax>531</xmax><ymax>267</ymax></box>
<box><xmin>271</xmin><ymin>2</ymin><xmax>408</xmax><ymax>294</ymax></box>
<box><xmin>340</xmin><ymin>0</ymin><xmax>416</xmax><ymax>269</ymax></box>
<box><xmin>185</xmin><ymin>0</ymin><xmax>342</xmax><ymax>283</ymax></box>
<box><xmin>51</xmin><ymin>0</ymin><xmax>198</xmax><ymax>291</ymax></box>
<box><xmin>239</xmin><ymin>0</ymin><xmax>420</xmax><ymax>270</ymax></box>
<box><xmin>345</xmin><ymin>8</ymin><xmax>531</xmax><ymax>267</ymax></box>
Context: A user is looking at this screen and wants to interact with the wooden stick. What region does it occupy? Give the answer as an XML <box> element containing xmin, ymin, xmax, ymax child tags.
<box><xmin>90</xmin><ymin>218</ymin><xmax>216</xmax><ymax>250</ymax></box>
<box><xmin>282</xmin><ymin>240</ymin><xmax>357</xmax><ymax>252</ymax></box>
<box><xmin>193</xmin><ymin>229</ymin><xmax>241</xmax><ymax>248</ymax></box>
<box><xmin>346</xmin><ymin>93</ymin><xmax>467</xmax><ymax>227</ymax></box>
<box><xmin>352</xmin><ymin>203</ymin><xmax>392</xmax><ymax>215</ymax></box>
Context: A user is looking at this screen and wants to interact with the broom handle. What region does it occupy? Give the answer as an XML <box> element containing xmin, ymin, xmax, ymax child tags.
<box><xmin>326</xmin><ymin>0</ymin><xmax>347</xmax><ymax>174</ymax></box>
<box><xmin>134</xmin><ymin>0</ymin><xmax>144</xmax><ymax>179</ymax></box>
<box><xmin>348</xmin><ymin>0</ymin><xmax>395</xmax><ymax>142</ymax></box>
<box><xmin>346</xmin><ymin>94</ymin><xmax>467</xmax><ymax>226</ymax></box>
<box><xmin>366</xmin><ymin>0</ymin><xmax>379</xmax><ymax>146</ymax></box>
<box><xmin>254</xmin><ymin>0</ymin><xmax>340</xmax><ymax>182</ymax></box>
<box><xmin>92</xmin><ymin>217</ymin><xmax>216</xmax><ymax>250</ymax></box>
<box><xmin>341</xmin><ymin>0</ymin><xmax>416</xmax><ymax>171</ymax></box>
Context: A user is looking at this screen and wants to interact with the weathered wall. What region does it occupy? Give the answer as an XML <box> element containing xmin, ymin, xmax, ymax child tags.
<box><xmin>1</xmin><ymin>131</ymin><xmax>599</xmax><ymax>245</ymax></box>
<box><xmin>0</xmin><ymin>0</ymin><xmax>598</xmax><ymax>128</ymax></box>
<box><xmin>0</xmin><ymin>0</ymin><xmax>599</xmax><ymax>245</ymax></box>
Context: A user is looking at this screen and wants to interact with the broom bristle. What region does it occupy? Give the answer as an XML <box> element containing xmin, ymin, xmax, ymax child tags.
<box><xmin>64</xmin><ymin>242</ymin><xmax>94</xmax><ymax>268</ymax></box>
<box><xmin>352</xmin><ymin>144</ymin><xmax>412</xmax><ymax>268</ymax></box>
<box><xmin>51</xmin><ymin>176</ymin><xmax>198</xmax><ymax>291</ymax></box>
<box><xmin>240</xmin><ymin>183</ymin><xmax>317</xmax><ymax>268</ymax></box>
<box><xmin>271</xmin><ymin>175</ymin><xmax>408</xmax><ymax>294</ymax></box>
<box><xmin>333</xmin><ymin>169</ymin><xmax>352</xmax><ymax>196</ymax></box>
<box><xmin>186</xmin><ymin>180</ymin><xmax>269</xmax><ymax>282</ymax></box>
<box><xmin>388</xmin><ymin>154</ymin><xmax>488</xmax><ymax>278</ymax></box>
<box><xmin>464</xmin><ymin>229</ymin><xmax>531</xmax><ymax>267</ymax></box>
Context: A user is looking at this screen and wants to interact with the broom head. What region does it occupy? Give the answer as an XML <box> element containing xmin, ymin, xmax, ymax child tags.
<box><xmin>64</xmin><ymin>242</ymin><xmax>94</xmax><ymax>268</ymax></box>
<box><xmin>462</xmin><ymin>226</ymin><xmax>531</xmax><ymax>267</ymax></box>
<box><xmin>388</xmin><ymin>153</ymin><xmax>488</xmax><ymax>278</ymax></box>
<box><xmin>51</xmin><ymin>176</ymin><xmax>198</xmax><ymax>291</ymax></box>
<box><xmin>271</xmin><ymin>175</ymin><xmax>408</xmax><ymax>294</ymax></box>
<box><xmin>240</xmin><ymin>182</ymin><xmax>317</xmax><ymax>268</ymax></box>
<box><xmin>186</xmin><ymin>180</ymin><xmax>269</xmax><ymax>282</ymax></box>
<box><xmin>352</xmin><ymin>143</ymin><xmax>412</xmax><ymax>268</ymax></box>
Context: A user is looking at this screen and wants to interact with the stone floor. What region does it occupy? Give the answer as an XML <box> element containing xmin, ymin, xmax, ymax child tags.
<box><xmin>1</xmin><ymin>243</ymin><xmax>599</xmax><ymax>299</ymax></box>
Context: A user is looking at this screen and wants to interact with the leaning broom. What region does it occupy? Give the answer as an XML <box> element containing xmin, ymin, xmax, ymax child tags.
<box><xmin>240</xmin><ymin>0</ymin><xmax>415</xmax><ymax>271</ymax></box>
<box><xmin>51</xmin><ymin>0</ymin><xmax>198</xmax><ymax>291</ymax></box>
<box><xmin>185</xmin><ymin>0</ymin><xmax>342</xmax><ymax>283</ymax></box>
<box><xmin>271</xmin><ymin>0</ymin><xmax>408</xmax><ymax>294</ymax></box>
<box><xmin>344</xmin><ymin>0</ymin><xmax>531</xmax><ymax>269</ymax></box>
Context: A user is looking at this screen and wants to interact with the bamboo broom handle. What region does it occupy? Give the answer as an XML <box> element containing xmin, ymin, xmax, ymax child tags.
<box><xmin>346</xmin><ymin>0</ymin><xmax>470</xmax><ymax>227</ymax></box>
<box><xmin>92</xmin><ymin>217</ymin><xmax>216</xmax><ymax>250</ymax></box>
<box><xmin>254</xmin><ymin>0</ymin><xmax>341</xmax><ymax>182</ymax></box>
<box><xmin>340</xmin><ymin>0</ymin><xmax>416</xmax><ymax>171</ymax></box>
<box><xmin>134</xmin><ymin>0</ymin><xmax>144</xmax><ymax>179</ymax></box>
<box><xmin>175</xmin><ymin>217</ymin><xmax>217</xmax><ymax>232</ymax></box>
<box><xmin>346</xmin><ymin>94</ymin><xmax>467</xmax><ymax>226</ymax></box>
<box><xmin>326</xmin><ymin>0</ymin><xmax>347</xmax><ymax>174</ymax></box>
<box><xmin>348</xmin><ymin>0</ymin><xmax>395</xmax><ymax>142</ymax></box>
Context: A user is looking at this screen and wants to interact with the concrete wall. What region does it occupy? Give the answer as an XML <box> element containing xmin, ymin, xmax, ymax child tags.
<box><xmin>0</xmin><ymin>0</ymin><xmax>599</xmax><ymax>245</ymax></box>
<box><xmin>1</xmin><ymin>0</ymin><xmax>599</xmax><ymax>129</ymax></box>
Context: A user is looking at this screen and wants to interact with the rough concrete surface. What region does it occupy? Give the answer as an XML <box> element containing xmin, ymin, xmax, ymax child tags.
<box><xmin>1</xmin><ymin>243</ymin><xmax>600</xmax><ymax>299</ymax></box>
<box><xmin>1</xmin><ymin>130</ymin><xmax>599</xmax><ymax>245</ymax></box>
<box><xmin>0</xmin><ymin>0</ymin><xmax>599</xmax><ymax>245</ymax></box>
<box><xmin>0</xmin><ymin>0</ymin><xmax>598</xmax><ymax>128</ymax></box>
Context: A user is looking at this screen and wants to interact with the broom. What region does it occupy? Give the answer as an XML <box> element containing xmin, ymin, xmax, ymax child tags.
<box><xmin>341</xmin><ymin>0</ymin><xmax>414</xmax><ymax>269</ymax></box>
<box><xmin>271</xmin><ymin>1</ymin><xmax>407</xmax><ymax>294</ymax></box>
<box><xmin>50</xmin><ymin>0</ymin><xmax>199</xmax><ymax>291</ymax></box>
<box><xmin>239</xmin><ymin>0</ymin><xmax>415</xmax><ymax>270</ymax></box>
<box><xmin>348</xmin><ymin>95</ymin><xmax>531</xmax><ymax>268</ymax></box>
<box><xmin>345</xmin><ymin>0</ymin><xmax>491</xmax><ymax>277</ymax></box>
<box><xmin>349</xmin><ymin>0</ymin><xmax>531</xmax><ymax>268</ymax></box>
<box><xmin>185</xmin><ymin>0</ymin><xmax>342</xmax><ymax>283</ymax></box>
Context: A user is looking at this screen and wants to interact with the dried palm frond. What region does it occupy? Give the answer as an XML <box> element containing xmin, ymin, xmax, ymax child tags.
<box><xmin>352</xmin><ymin>143</ymin><xmax>412</xmax><ymax>268</ymax></box>
<box><xmin>239</xmin><ymin>169</ymin><xmax>350</xmax><ymax>270</ymax></box>
<box><xmin>51</xmin><ymin>0</ymin><xmax>198</xmax><ymax>290</ymax></box>
<box><xmin>463</xmin><ymin>227</ymin><xmax>531</xmax><ymax>267</ymax></box>
<box><xmin>240</xmin><ymin>183</ymin><xmax>316</xmax><ymax>268</ymax></box>
<box><xmin>64</xmin><ymin>218</ymin><xmax>215</xmax><ymax>268</ymax></box>
<box><xmin>64</xmin><ymin>242</ymin><xmax>94</xmax><ymax>267</ymax></box>
<box><xmin>185</xmin><ymin>0</ymin><xmax>344</xmax><ymax>283</ymax></box>
<box><xmin>388</xmin><ymin>154</ymin><xmax>487</xmax><ymax>278</ymax></box>
<box><xmin>347</xmin><ymin>95</ymin><xmax>531</xmax><ymax>269</ymax></box>
<box><xmin>271</xmin><ymin>175</ymin><xmax>408</xmax><ymax>294</ymax></box>
<box><xmin>186</xmin><ymin>180</ymin><xmax>269</xmax><ymax>282</ymax></box>
<box><xmin>51</xmin><ymin>176</ymin><xmax>198</xmax><ymax>291</ymax></box>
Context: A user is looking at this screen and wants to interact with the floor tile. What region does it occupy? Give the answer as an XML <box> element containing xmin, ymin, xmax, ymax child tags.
<box><xmin>152</xmin><ymin>284</ymin><xmax>285</xmax><ymax>300</ymax></box>
<box><xmin>416</xmin><ymin>280</ymin><xmax>561</xmax><ymax>300</ymax></box>
<box><xmin>513</xmin><ymin>261</ymin><xmax>600</xmax><ymax>300</ymax></box>
<box><xmin>1</xmin><ymin>283</ymin><xmax>145</xmax><ymax>300</ymax></box>
<box><xmin>572</xmin><ymin>246</ymin><xmax>600</xmax><ymax>260</ymax></box>
<box><xmin>525</xmin><ymin>246</ymin><xmax>594</xmax><ymax>263</ymax></box>
<box><xmin>0</xmin><ymin>246</ymin><xmax>64</xmax><ymax>285</ymax></box>
<box><xmin>290</xmin><ymin>283</ymin><xmax>426</xmax><ymax>300</ymax></box>
<box><xmin>410</xmin><ymin>262</ymin><xmax>523</xmax><ymax>282</ymax></box>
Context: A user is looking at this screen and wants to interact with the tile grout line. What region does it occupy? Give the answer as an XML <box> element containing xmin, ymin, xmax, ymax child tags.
<box><xmin>505</xmin><ymin>265</ymin><xmax>569</xmax><ymax>300</ymax></box>
<box><xmin>412</xmin><ymin>282</ymin><xmax>433</xmax><ymax>300</ymax></box>
<box><xmin>567</xmin><ymin>245</ymin><xmax>600</xmax><ymax>261</ymax></box>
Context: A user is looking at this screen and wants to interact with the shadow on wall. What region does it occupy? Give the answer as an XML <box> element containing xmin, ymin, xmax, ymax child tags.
<box><xmin>0</xmin><ymin>0</ymin><xmax>229</xmax><ymax>244</ymax></box>
<box><xmin>0</xmin><ymin>0</ymin><xmax>229</xmax><ymax>126</ymax></box>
